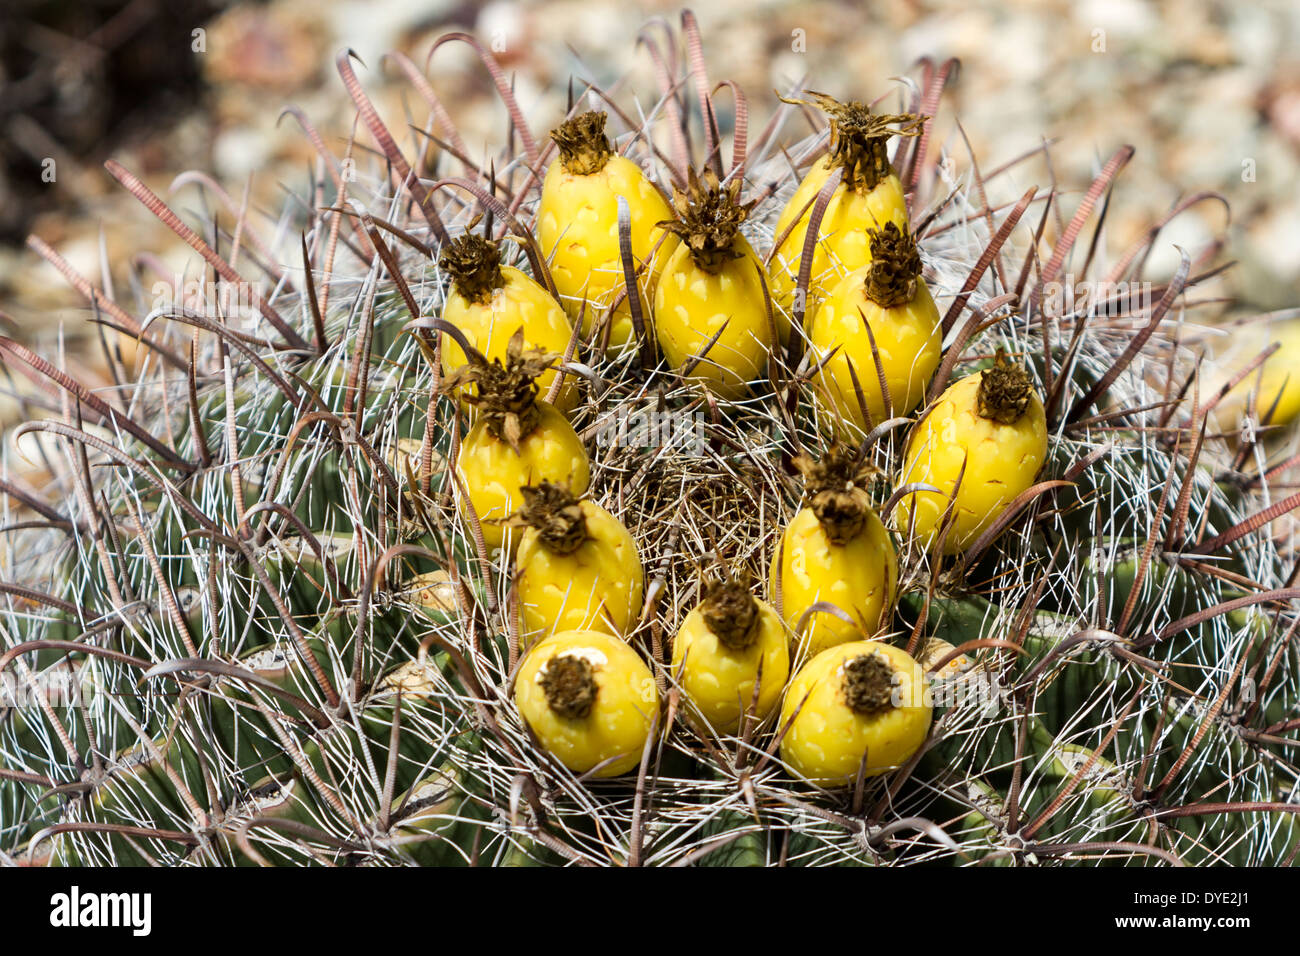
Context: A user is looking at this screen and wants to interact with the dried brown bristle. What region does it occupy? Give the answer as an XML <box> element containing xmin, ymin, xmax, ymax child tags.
<box><xmin>842</xmin><ymin>652</ymin><xmax>897</xmax><ymax>715</ymax></box>
<box><xmin>792</xmin><ymin>444</ymin><xmax>878</xmax><ymax>545</ymax></box>
<box><xmin>513</xmin><ymin>481</ymin><xmax>588</xmax><ymax>554</ymax></box>
<box><xmin>699</xmin><ymin>571</ymin><xmax>759</xmax><ymax>651</ymax></box>
<box><xmin>442</xmin><ymin>328</ymin><xmax>558</xmax><ymax>451</ymax></box>
<box><xmin>658</xmin><ymin>168</ymin><xmax>755</xmax><ymax>274</ymax></box>
<box><xmin>976</xmin><ymin>348</ymin><xmax>1035</xmax><ymax>425</ymax></box>
<box><xmin>540</xmin><ymin>654</ymin><xmax>597</xmax><ymax>719</ymax></box>
<box><xmin>780</xmin><ymin>92</ymin><xmax>925</xmax><ymax>193</ymax></box>
<box><xmin>862</xmin><ymin>222</ymin><xmax>921</xmax><ymax>308</ymax></box>
<box><xmin>440</xmin><ymin>233</ymin><xmax>504</xmax><ymax>305</ymax></box>
<box><xmin>551</xmin><ymin>111</ymin><xmax>613</xmax><ymax>176</ymax></box>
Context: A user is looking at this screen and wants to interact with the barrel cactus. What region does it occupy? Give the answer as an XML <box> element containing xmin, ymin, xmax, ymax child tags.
<box><xmin>1</xmin><ymin>10</ymin><xmax>1297</xmax><ymax>868</ymax></box>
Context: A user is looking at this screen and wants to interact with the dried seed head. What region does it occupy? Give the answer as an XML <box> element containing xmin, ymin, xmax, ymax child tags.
<box><xmin>781</xmin><ymin>93</ymin><xmax>925</xmax><ymax>193</ymax></box>
<box><xmin>540</xmin><ymin>654</ymin><xmax>597</xmax><ymax>719</ymax></box>
<box><xmin>440</xmin><ymin>233</ymin><xmax>504</xmax><ymax>305</ymax></box>
<box><xmin>551</xmin><ymin>111</ymin><xmax>613</xmax><ymax>176</ymax></box>
<box><xmin>976</xmin><ymin>348</ymin><xmax>1035</xmax><ymax>425</ymax></box>
<box><xmin>699</xmin><ymin>570</ymin><xmax>760</xmax><ymax>651</ymax></box>
<box><xmin>658</xmin><ymin>168</ymin><xmax>755</xmax><ymax>274</ymax></box>
<box><xmin>842</xmin><ymin>652</ymin><xmax>897</xmax><ymax>715</ymax></box>
<box><xmin>862</xmin><ymin>222</ymin><xmax>921</xmax><ymax>308</ymax></box>
<box><xmin>513</xmin><ymin>481</ymin><xmax>588</xmax><ymax>554</ymax></box>
<box><xmin>793</xmin><ymin>444</ymin><xmax>878</xmax><ymax>545</ymax></box>
<box><xmin>442</xmin><ymin>328</ymin><xmax>558</xmax><ymax>451</ymax></box>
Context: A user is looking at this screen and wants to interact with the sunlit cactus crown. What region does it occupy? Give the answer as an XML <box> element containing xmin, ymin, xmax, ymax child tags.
<box><xmin>1</xmin><ymin>7</ymin><xmax>1298</xmax><ymax>869</ymax></box>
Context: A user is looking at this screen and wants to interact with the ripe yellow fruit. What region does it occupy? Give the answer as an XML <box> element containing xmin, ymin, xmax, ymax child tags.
<box><xmin>537</xmin><ymin>111</ymin><xmax>674</xmax><ymax>352</ymax></box>
<box><xmin>1200</xmin><ymin>317</ymin><xmax>1300</xmax><ymax>433</ymax></box>
<box><xmin>512</xmin><ymin>482</ymin><xmax>644</xmax><ymax>645</ymax></box>
<box><xmin>769</xmin><ymin>95</ymin><xmax>924</xmax><ymax>323</ymax></box>
<box><xmin>670</xmin><ymin>573</ymin><xmax>790</xmax><ymax>735</ymax></box>
<box><xmin>779</xmin><ymin>641</ymin><xmax>932</xmax><ymax>786</ymax></box>
<box><xmin>515</xmin><ymin>629</ymin><xmax>659</xmax><ymax>778</ymax></box>
<box><xmin>771</xmin><ymin>447</ymin><xmax>898</xmax><ymax>660</ymax></box>
<box><xmin>448</xmin><ymin>333</ymin><xmax>590</xmax><ymax>553</ymax></box>
<box><xmin>653</xmin><ymin>169</ymin><xmax>779</xmax><ymax>398</ymax></box>
<box><xmin>896</xmin><ymin>350</ymin><xmax>1048</xmax><ymax>555</ymax></box>
<box><xmin>439</xmin><ymin>233</ymin><xmax>577</xmax><ymax>412</ymax></box>
<box><xmin>810</xmin><ymin>222</ymin><xmax>941</xmax><ymax>432</ymax></box>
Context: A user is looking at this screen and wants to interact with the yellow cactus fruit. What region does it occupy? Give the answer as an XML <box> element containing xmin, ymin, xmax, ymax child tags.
<box><xmin>537</xmin><ymin>111</ymin><xmax>674</xmax><ymax>352</ymax></box>
<box><xmin>1200</xmin><ymin>316</ymin><xmax>1300</xmax><ymax>434</ymax></box>
<box><xmin>653</xmin><ymin>168</ymin><xmax>781</xmax><ymax>398</ymax></box>
<box><xmin>896</xmin><ymin>349</ymin><xmax>1049</xmax><ymax>555</ymax></box>
<box><xmin>447</xmin><ymin>331</ymin><xmax>590</xmax><ymax>554</ymax></box>
<box><xmin>515</xmin><ymin>629</ymin><xmax>659</xmax><ymax>778</ymax></box>
<box><xmin>810</xmin><ymin>222</ymin><xmax>942</xmax><ymax>432</ymax></box>
<box><xmin>439</xmin><ymin>232</ymin><xmax>578</xmax><ymax>412</ymax></box>
<box><xmin>670</xmin><ymin>571</ymin><xmax>791</xmax><ymax>735</ymax></box>
<box><xmin>779</xmin><ymin>640</ymin><xmax>932</xmax><ymax>786</ymax></box>
<box><xmin>769</xmin><ymin>94</ymin><xmax>924</xmax><ymax>323</ymax></box>
<box><xmin>771</xmin><ymin>446</ymin><xmax>898</xmax><ymax>661</ymax></box>
<box><xmin>512</xmin><ymin>482</ymin><xmax>644</xmax><ymax>645</ymax></box>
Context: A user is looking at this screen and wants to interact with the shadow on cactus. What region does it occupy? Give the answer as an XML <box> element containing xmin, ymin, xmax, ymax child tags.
<box><xmin>2</xmin><ymin>9</ymin><xmax>1298</xmax><ymax>867</ymax></box>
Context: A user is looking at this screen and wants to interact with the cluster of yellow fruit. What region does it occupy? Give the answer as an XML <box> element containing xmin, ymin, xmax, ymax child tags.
<box><xmin>434</xmin><ymin>96</ymin><xmax>1053</xmax><ymax>788</ymax></box>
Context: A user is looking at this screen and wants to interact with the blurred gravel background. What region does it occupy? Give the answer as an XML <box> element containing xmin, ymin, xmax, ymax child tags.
<box><xmin>1</xmin><ymin>0</ymin><xmax>1298</xmax><ymax>424</ymax></box>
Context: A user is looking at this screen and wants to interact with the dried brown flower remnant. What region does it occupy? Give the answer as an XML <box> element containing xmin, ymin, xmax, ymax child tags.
<box><xmin>551</xmin><ymin>111</ymin><xmax>613</xmax><ymax>176</ymax></box>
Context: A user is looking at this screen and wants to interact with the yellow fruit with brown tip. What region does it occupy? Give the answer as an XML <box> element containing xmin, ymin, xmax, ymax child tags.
<box><xmin>771</xmin><ymin>446</ymin><xmax>898</xmax><ymax>661</ymax></box>
<box><xmin>446</xmin><ymin>332</ymin><xmax>589</xmax><ymax>554</ymax></box>
<box><xmin>779</xmin><ymin>640</ymin><xmax>931</xmax><ymax>785</ymax></box>
<box><xmin>769</xmin><ymin>94</ymin><xmax>923</xmax><ymax>325</ymax></box>
<box><xmin>439</xmin><ymin>232</ymin><xmax>578</xmax><ymax>412</ymax></box>
<box><xmin>537</xmin><ymin>111</ymin><xmax>674</xmax><ymax>352</ymax></box>
<box><xmin>670</xmin><ymin>572</ymin><xmax>790</xmax><ymax>735</ymax></box>
<box><xmin>515</xmin><ymin>629</ymin><xmax>659</xmax><ymax>778</ymax></box>
<box><xmin>896</xmin><ymin>350</ymin><xmax>1048</xmax><ymax>555</ymax></box>
<box><xmin>810</xmin><ymin>222</ymin><xmax>941</xmax><ymax>432</ymax></box>
<box><xmin>512</xmin><ymin>482</ymin><xmax>644</xmax><ymax>645</ymax></box>
<box><xmin>653</xmin><ymin>169</ymin><xmax>780</xmax><ymax>399</ymax></box>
